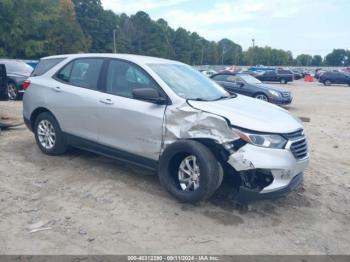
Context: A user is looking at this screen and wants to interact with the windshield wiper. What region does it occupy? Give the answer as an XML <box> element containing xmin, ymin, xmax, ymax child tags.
<box><xmin>210</xmin><ymin>94</ymin><xmax>236</xmax><ymax>101</ymax></box>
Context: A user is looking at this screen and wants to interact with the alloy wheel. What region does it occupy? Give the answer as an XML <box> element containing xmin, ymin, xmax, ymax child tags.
<box><xmin>7</xmin><ymin>83</ymin><xmax>17</xmax><ymax>100</ymax></box>
<box><xmin>255</xmin><ymin>94</ymin><xmax>268</xmax><ymax>101</ymax></box>
<box><xmin>37</xmin><ymin>120</ymin><xmax>56</xmax><ymax>149</ymax></box>
<box><xmin>178</xmin><ymin>155</ymin><xmax>200</xmax><ymax>191</ymax></box>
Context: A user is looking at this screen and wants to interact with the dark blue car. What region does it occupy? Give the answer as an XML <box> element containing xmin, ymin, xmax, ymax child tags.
<box><xmin>319</xmin><ymin>71</ymin><xmax>350</xmax><ymax>86</ymax></box>
<box><xmin>211</xmin><ymin>73</ymin><xmax>292</xmax><ymax>105</ymax></box>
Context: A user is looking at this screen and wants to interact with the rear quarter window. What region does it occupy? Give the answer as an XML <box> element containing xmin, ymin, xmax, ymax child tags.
<box><xmin>32</xmin><ymin>58</ymin><xmax>66</xmax><ymax>76</ymax></box>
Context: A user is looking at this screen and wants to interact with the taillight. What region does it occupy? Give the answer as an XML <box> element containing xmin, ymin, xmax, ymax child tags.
<box><xmin>23</xmin><ymin>80</ymin><xmax>31</xmax><ymax>90</ymax></box>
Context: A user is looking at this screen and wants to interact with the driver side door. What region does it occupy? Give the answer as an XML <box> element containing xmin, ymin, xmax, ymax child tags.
<box><xmin>95</xmin><ymin>59</ymin><xmax>167</xmax><ymax>161</ymax></box>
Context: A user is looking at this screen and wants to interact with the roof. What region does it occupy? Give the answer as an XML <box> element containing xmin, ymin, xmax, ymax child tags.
<box><xmin>41</xmin><ymin>53</ymin><xmax>182</xmax><ymax>65</ymax></box>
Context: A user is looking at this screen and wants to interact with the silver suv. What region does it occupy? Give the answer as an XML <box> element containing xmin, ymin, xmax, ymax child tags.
<box><xmin>23</xmin><ymin>54</ymin><xmax>309</xmax><ymax>203</ymax></box>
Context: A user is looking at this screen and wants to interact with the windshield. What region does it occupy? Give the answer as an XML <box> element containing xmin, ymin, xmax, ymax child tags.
<box><xmin>4</xmin><ymin>61</ymin><xmax>33</xmax><ymax>74</ymax></box>
<box><xmin>149</xmin><ymin>63</ymin><xmax>229</xmax><ymax>100</ymax></box>
<box><xmin>239</xmin><ymin>74</ymin><xmax>262</xmax><ymax>84</ymax></box>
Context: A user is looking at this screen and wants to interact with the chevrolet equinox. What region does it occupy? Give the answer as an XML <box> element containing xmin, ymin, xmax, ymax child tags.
<box><xmin>23</xmin><ymin>54</ymin><xmax>309</xmax><ymax>203</ymax></box>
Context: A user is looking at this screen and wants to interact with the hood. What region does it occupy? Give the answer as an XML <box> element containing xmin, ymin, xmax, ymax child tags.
<box><xmin>255</xmin><ymin>83</ymin><xmax>289</xmax><ymax>93</ymax></box>
<box><xmin>188</xmin><ymin>95</ymin><xmax>302</xmax><ymax>134</ymax></box>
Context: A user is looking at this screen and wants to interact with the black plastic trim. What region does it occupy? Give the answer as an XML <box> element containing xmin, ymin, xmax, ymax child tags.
<box><xmin>63</xmin><ymin>133</ymin><xmax>158</xmax><ymax>171</ymax></box>
<box><xmin>236</xmin><ymin>172</ymin><xmax>304</xmax><ymax>203</ymax></box>
<box><xmin>23</xmin><ymin>116</ymin><xmax>32</xmax><ymax>131</ymax></box>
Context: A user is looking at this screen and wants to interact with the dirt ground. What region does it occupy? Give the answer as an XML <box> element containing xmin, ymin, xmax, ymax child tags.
<box><xmin>0</xmin><ymin>80</ymin><xmax>349</xmax><ymax>255</ymax></box>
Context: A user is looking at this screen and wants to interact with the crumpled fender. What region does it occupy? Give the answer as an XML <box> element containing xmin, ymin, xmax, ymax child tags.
<box><xmin>161</xmin><ymin>102</ymin><xmax>239</xmax><ymax>152</ymax></box>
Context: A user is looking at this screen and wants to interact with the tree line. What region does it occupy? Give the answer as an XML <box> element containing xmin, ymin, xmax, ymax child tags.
<box><xmin>0</xmin><ymin>0</ymin><xmax>349</xmax><ymax>66</ymax></box>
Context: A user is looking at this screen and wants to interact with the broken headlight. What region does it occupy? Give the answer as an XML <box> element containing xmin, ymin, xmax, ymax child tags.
<box><xmin>234</xmin><ymin>129</ymin><xmax>287</xmax><ymax>149</ymax></box>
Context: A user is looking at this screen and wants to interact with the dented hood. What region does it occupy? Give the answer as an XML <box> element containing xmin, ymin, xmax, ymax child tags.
<box><xmin>187</xmin><ymin>95</ymin><xmax>302</xmax><ymax>134</ymax></box>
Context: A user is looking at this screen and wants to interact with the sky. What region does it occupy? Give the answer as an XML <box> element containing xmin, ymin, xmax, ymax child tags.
<box><xmin>101</xmin><ymin>0</ymin><xmax>350</xmax><ymax>57</ymax></box>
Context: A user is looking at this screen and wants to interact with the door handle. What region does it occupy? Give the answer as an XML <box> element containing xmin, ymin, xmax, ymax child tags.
<box><xmin>52</xmin><ymin>86</ymin><xmax>62</xmax><ymax>93</ymax></box>
<box><xmin>99</xmin><ymin>98</ymin><xmax>114</xmax><ymax>105</ymax></box>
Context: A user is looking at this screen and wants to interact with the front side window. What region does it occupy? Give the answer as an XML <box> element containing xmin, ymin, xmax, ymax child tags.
<box><xmin>149</xmin><ymin>63</ymin><xmax>228</xmax><ymax>100</ymax></box>
<box><xmin>56</xmin><ymin>58</ymin><xmax>103</xmax><ymax>90</ymax></box>
<box><xmin>106</xmin><ymin>60</ymin><xmax>159</xmax><ymax>98</ymax></box>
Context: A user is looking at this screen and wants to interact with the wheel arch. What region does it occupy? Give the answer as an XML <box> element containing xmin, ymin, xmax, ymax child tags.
<box><xmin>253</xmin><ymin>91</ymin><xmax>269</xmax><ymax>99</ymax></box>
<box><xmin>30</xmin><ymin>107</ymin><xmax>58</xmax><ymax>130</ymax></box>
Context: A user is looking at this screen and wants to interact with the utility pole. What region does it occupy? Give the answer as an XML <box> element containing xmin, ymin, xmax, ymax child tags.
<box><xmin>113</xmin><ymin>28</ymin><xmax>118</xmax><ymax>53</ymax></box>
<box><xmin>252</xmin><ymin>38</ymin><xmax>255</xmax><ymax>66</ymax></box>
<box><xmin>201</xmin><ymin>46</ymin><xmax>204</xmax><ymax>65</ymax></box>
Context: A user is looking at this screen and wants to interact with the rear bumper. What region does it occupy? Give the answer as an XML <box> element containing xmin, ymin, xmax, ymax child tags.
<box><xmin>23</xmin><ymin>115</ymin><xmax>32</xmax><ymax>132</ymax></box>
<box><xmin>236</xmin><ymin>173</ymin><xmax>304</xmax><ymax>202</ymax></box>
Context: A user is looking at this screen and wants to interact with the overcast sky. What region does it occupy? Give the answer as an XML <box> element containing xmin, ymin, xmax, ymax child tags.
<box><xmin>101</xmin><ymin>0</ymin><xmax>349</xmax><ymax>57</ymax></box>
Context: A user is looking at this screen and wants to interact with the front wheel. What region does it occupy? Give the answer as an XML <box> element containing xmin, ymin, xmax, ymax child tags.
<box><xmin>34</xmin><ymin>112</ymin><xmax>67</xmax><ymax>155</ymax></box>
<box><xmin>158</xmin><ymin>140</ymin><xmax>222</xmax><ymax>203</ymax></box>
<box><xmin>254</xmin><ymin>93</ymin><xmax>269</xmax><ymax>102</ymax></box>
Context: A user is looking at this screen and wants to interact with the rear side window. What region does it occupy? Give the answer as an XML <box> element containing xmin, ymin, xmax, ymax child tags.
<box><xmin>277</xmin><ymin>70</ymin><xmax>292</xmax><ymax>74</ymax></box>
<box><xmin>32</xmin><ymin>58</ymin><xmax>66</xmax><ymax>76</ymax></box>
<box><xmin>56</xmin><ymin>58</ymin><xmax>104</xmax><ymax>90</ymax></box>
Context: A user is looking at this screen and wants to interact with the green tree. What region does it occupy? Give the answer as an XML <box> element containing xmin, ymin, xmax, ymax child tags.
<box><xmin>295</xmin><ymin>54</ymin><xmax>313</xmax><ymax>66</ymax></box>
<box><xmin>324</xmin><ymin>49</ymin><xmax>348</xmax><ymax>66</ymax></box>
<box><xmin>47</xmin><ymin>0</ymin><xmax>89</xmax><ymax>54</ymax></box>
<box><xmin>218</xmin><ymin>39</ymin><xmax>242</xmax><ymax>65</ymax></box>
<box><xmin>311</xmin><ymin>55</ymin><xmax>322</xmax><ymax>66</ymax></box>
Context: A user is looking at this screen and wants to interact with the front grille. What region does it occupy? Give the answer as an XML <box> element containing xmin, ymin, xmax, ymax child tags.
<box><xmin>283</xmin><ymin>129</ymin><xmax>308</xmax><ymax>160</ymax></box>
<box><xmin>283</xmin><ymin>129</ymin><xmax>303</xmax><ymax>140</ymax></box>
<box><xmin>282</xmin><ymin>92</ymin><xmax>290</xmax><ymax>97</ymax></box>
<box><xmin>290</xmin><ymin>138</ymin><xmax>308</xmax><ymax>160</ymax></box>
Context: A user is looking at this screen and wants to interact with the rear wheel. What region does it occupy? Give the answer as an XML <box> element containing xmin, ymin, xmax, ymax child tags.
<box><xmin>158</xmin><ymin>140</ymin><xmax>221</xmax><ymax>203</ymax></box>
<box><xmin>7</xmin><ymin>82</ymin><xmax>18</xmax><ymax>100</ymax></box>
<box><xmin>280</xmin><ymin>79</ymin><xmax>287</xmax><ymax>84</ymax></box>
<box><xmin>34</xmin><ymin>112</ymin><xmax>67</xmax><ymax>155</ymax></box>
<box><xmin>254</xmin><ymin>93</ymin><xmax>268</xmax><ymax>102</ymax></box>
<box><xmin>324</xmin><ymin>80</ymin><xmax>332</xmax><ymax>86</ymax></box>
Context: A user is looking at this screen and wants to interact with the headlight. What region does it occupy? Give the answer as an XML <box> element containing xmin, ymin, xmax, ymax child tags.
<box><xmin>268</xmin><ymin>90</ymin><xmax>281</xmax><ymax>97</ymax></box>
<box><xmin>234</xmin><ymin>129</ymin><xmax>287</xmax><ymax>149</ymax></box>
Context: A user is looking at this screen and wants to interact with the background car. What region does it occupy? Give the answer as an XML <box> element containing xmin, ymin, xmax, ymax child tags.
<box><xmin>0</xmin><ymin>60</ymin><xmax>33</xmax><ymax>100</ymax></box>
<box><xmin>319</xmin><ymin>71</ymin><xmax>350</xmax><ymax>86</ymax></box>
<box><xmin>292</xmin><ymin>69</ymin><xmax>303</xmax><ymax>80</ymax></box>
<box><xmin>255</xmin><ymin>69</ymin><xmax>294</xmax><ymax>84</ymax></box>
<box><xmin>199</xmin><ymin>69</ymin><xmax>217</xmax><ymax>77</ymax></box>
<box><xmin>210</xmin><ymin>72</ymin><xmax>292</xmax><ymax>105</ymax></box>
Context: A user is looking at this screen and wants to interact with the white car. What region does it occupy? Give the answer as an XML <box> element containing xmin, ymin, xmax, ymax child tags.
<box><xmin>23</xmin><ymin>54</ymin><xmax>309</xmax><ymax>203</ymax></box>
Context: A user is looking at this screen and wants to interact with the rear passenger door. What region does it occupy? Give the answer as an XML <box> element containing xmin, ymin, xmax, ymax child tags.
<box><xmin>49</xmin><ymin>58</ymin><xmax>105</xmax><ymax>142</ymax></box>
<box><xmin>95</xmin><ymin>59</ymin><xmax>166</xmax><ymax>160</ymax></box>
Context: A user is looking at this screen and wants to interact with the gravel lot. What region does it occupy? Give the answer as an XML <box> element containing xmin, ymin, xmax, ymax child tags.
<box><xmin>0</xmin><ymin>80</ymin><xmax>349</xmax><ymax>255</ymax></box>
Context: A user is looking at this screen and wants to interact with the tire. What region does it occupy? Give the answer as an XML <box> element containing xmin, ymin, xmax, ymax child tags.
<box><xmin>34</xmin><ymin>112</ymin><xmax>67</xmax><ymax>156</ymax></box>
<box><xmin>324</xmin><ymin>80</ymin><xmax>331</xmax><ymax>86</ymax></box>
<box><xmin>280</xmin><ymin>79</ymin><xmax>287</xmax><ymax>84</ymax></box>
<box><xmin>7</xmin><ymin>82</ymin><xmax>19</xmax><ymax>100</ymax></box>
<box><xmin>254</xmin><ymin>93</ymin><xmax>269</xmax><ymax>102</ymax></box>
<box><xmin>158</xmin><ymin>140</ymin><xmax>221</xmax><ymax>203</ymax></box>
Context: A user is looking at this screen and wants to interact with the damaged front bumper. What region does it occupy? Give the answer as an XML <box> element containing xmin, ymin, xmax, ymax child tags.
<box><xmin>227</xmin><ymin>143</ymin><xmax>309</xmax><ymax>202</ymax></box>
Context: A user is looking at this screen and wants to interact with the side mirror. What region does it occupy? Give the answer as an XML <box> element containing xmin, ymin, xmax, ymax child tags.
<box><xmin>132</xmin><ymin>88</ymin><xmax>167</xmax><ymax>104</ymax></box>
